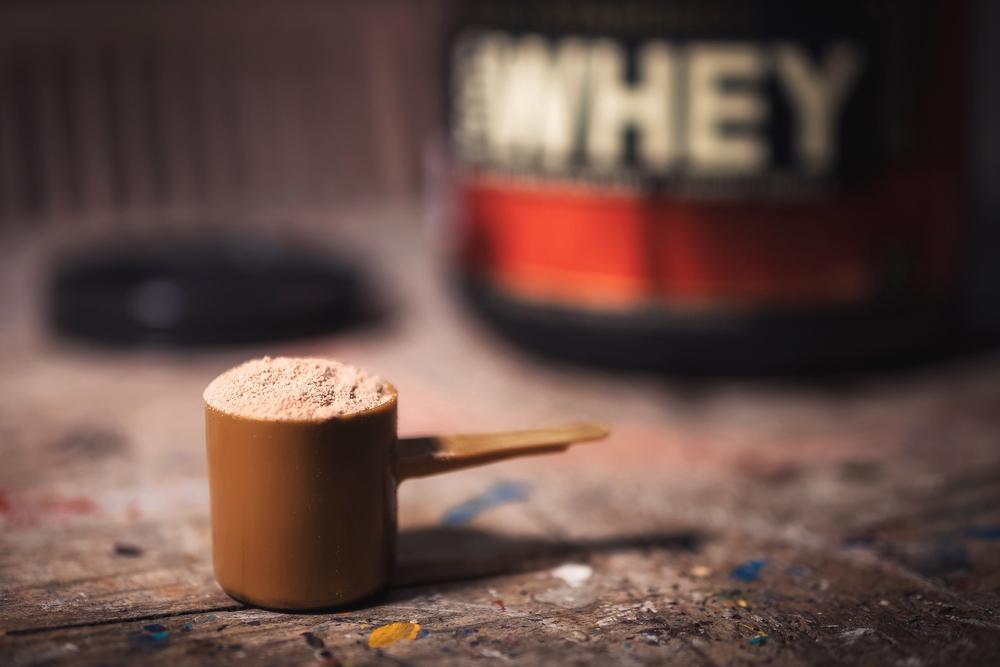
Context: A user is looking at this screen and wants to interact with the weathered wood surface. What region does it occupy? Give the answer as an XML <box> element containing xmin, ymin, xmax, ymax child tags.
<box><xmin>3</xmin><ymin>203</ymin><xmax>1000</xmax><ymax>665</ymax></box>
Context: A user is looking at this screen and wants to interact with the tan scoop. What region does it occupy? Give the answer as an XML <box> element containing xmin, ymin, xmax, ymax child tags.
<box><xmin>397</xmin><ymin>422</ymin><xmax>608</xmax><ymax>479</ymax></box>
<box><xmin>205</xmin><ymin>378</ymin><xmax>607</xmax><ymax>611</ymax></box>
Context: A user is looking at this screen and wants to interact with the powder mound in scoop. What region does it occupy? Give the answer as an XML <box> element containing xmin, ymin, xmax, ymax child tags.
<box><xmin>204</xmin><ymin>356</ymin><xmax>392</xmax><ymax>421</ymax></box>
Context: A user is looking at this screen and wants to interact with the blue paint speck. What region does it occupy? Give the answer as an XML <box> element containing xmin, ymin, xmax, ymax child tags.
<box><xmin>730</xmin><ymin>559</ymin><xmax>767</xmax><ymax>582</ymax></box>
<box><xmin>785</xmin><ymin>565</ymin><xmax>810</xmax><ymax>578</ymax></box>
<box><xmin>842</xmin><ymin>535</ymin><xmax>876</xmax><ymax>548</ymax></box>
<box><xmin>129</xmin><ymin>623</ymin><xmax>170</xmax><ymax>648</ymax></box>
<box><xmin>749</xmin><ymin>633</ymin><xmax>768</xmax><ymax>646</ymax></box>
<box><xmin>441</xmin><ymin>481</ymin><xmax>532</xmax><ymax>526</ymax></box>
<box><xmin>926</xmin><ymin>538</ymin><xmax>970</xmax><ymax>575</ymax></box>
<box><xmin>966</xmin><ymin>526</ymin><xmax>1000</xmax><ymax>541</ymax></box>
<box><xmin>417</xmin><ymin>628</ymin><xmax>429</xmax><ymax>639</ymax></box>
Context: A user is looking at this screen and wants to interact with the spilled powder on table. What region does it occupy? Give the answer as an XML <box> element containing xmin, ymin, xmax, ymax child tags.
<box><xmin>204</xmin><ymin>356</ymin><xmax>392</xmax><ymax>421</ymax></box>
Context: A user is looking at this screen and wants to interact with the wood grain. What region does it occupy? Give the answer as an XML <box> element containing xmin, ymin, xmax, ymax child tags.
<box><xmin>3</xmin><ymin>203</ymin><xmax>1000</xmax><ymax>665</ymax></box>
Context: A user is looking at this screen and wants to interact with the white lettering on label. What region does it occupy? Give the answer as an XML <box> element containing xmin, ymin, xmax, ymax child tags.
<box><xmin>774</xmin><ymin>42</ymin><xmax>864</xmax><ymax>173</ymax></box>
<box><xmin>457</xmin><ymin>32</ymin><xmax>589</xmax><ymax>168</ymax></box>
<box><xmin>587</xmin><ymin>40</ymin><xmax>677</xmax><ymax>171</ymax></box>
<box><xmin>453</xmin><ymin>32</ymin><xmax>865</xmax><ymax>178</ymax></box>
<box><xmin>687</xmin><ymin>43</ymin><xmax>768</xmax><ymax>175</ymax></box>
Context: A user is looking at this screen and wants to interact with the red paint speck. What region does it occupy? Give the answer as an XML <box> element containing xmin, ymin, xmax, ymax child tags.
<box><xmin>42</xmin><ymin>495</ymin><xmax>98</xmax><ymax>515</ymax></box>
<box><xmin>0</xmin><ymin>492</ymin><xmax>99</xmax><ymax>527</ymax></box>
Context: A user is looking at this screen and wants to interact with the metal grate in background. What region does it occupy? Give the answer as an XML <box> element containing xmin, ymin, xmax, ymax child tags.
<box><xmin>0</xmin><ymin>0</ymin><xmax>443</xmax><ymax>231</ymax></box>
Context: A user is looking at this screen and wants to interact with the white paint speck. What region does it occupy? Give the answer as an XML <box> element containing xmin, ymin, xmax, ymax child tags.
<box><xmin>551</xmin><ymin>563</ymin><xmax>593</xmax><ymax>588</ymax></box>
<box><xmin>839</xmin><ymin>627</ymin><xmax>874</xmax><ymax>644</ymax></box>
<box><xmin>480</xmin><ymin>648</ymin><xmax>511</xmax><ymax>661</ymax></box>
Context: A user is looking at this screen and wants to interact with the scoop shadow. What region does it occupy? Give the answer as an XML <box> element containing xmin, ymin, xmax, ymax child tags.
<box><xmin>389</xmin><ymin>525</ymin><xmax>703</xmax><ymax>596</ymax></box>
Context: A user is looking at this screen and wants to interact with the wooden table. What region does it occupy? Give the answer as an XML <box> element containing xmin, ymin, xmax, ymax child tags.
<box><xmin>3</xmin><ymin>203</ymin><xmax>1000</xmax><ymax>665</ymax></box>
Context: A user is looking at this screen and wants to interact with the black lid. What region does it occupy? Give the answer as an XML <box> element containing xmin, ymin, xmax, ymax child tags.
<box><xmin>47</xmin><ymin>237</ymin><xmax>376</xmax><ymax>347</ymax></box>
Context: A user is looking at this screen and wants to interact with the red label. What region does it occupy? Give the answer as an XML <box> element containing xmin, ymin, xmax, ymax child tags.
<box><xmin>459</xmin><ymin>170</ymin><xmax>961</xmax><ymax>310</ymax></box>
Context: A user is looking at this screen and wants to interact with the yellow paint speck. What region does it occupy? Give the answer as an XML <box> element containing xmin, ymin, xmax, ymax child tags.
<box><xmin>368</xmin><ymin>622</ymin><xmax>421</xmax><ymax>648</ymax></box>
<box><xmin>737</xmin><ymin>598</ymin><xmax>748</xmax><ymax>608</ymax></box>
<box><xmin>690</xmin><ymin>565</ymin><xmax>712</xmax><ymax>578</ymax></box>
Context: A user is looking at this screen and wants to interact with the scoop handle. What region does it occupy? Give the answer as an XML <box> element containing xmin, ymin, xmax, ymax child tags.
<box><xmin>396</xmin><ymin>422</ymin><xmax>608</xmax><ymax>481</ymax></box>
